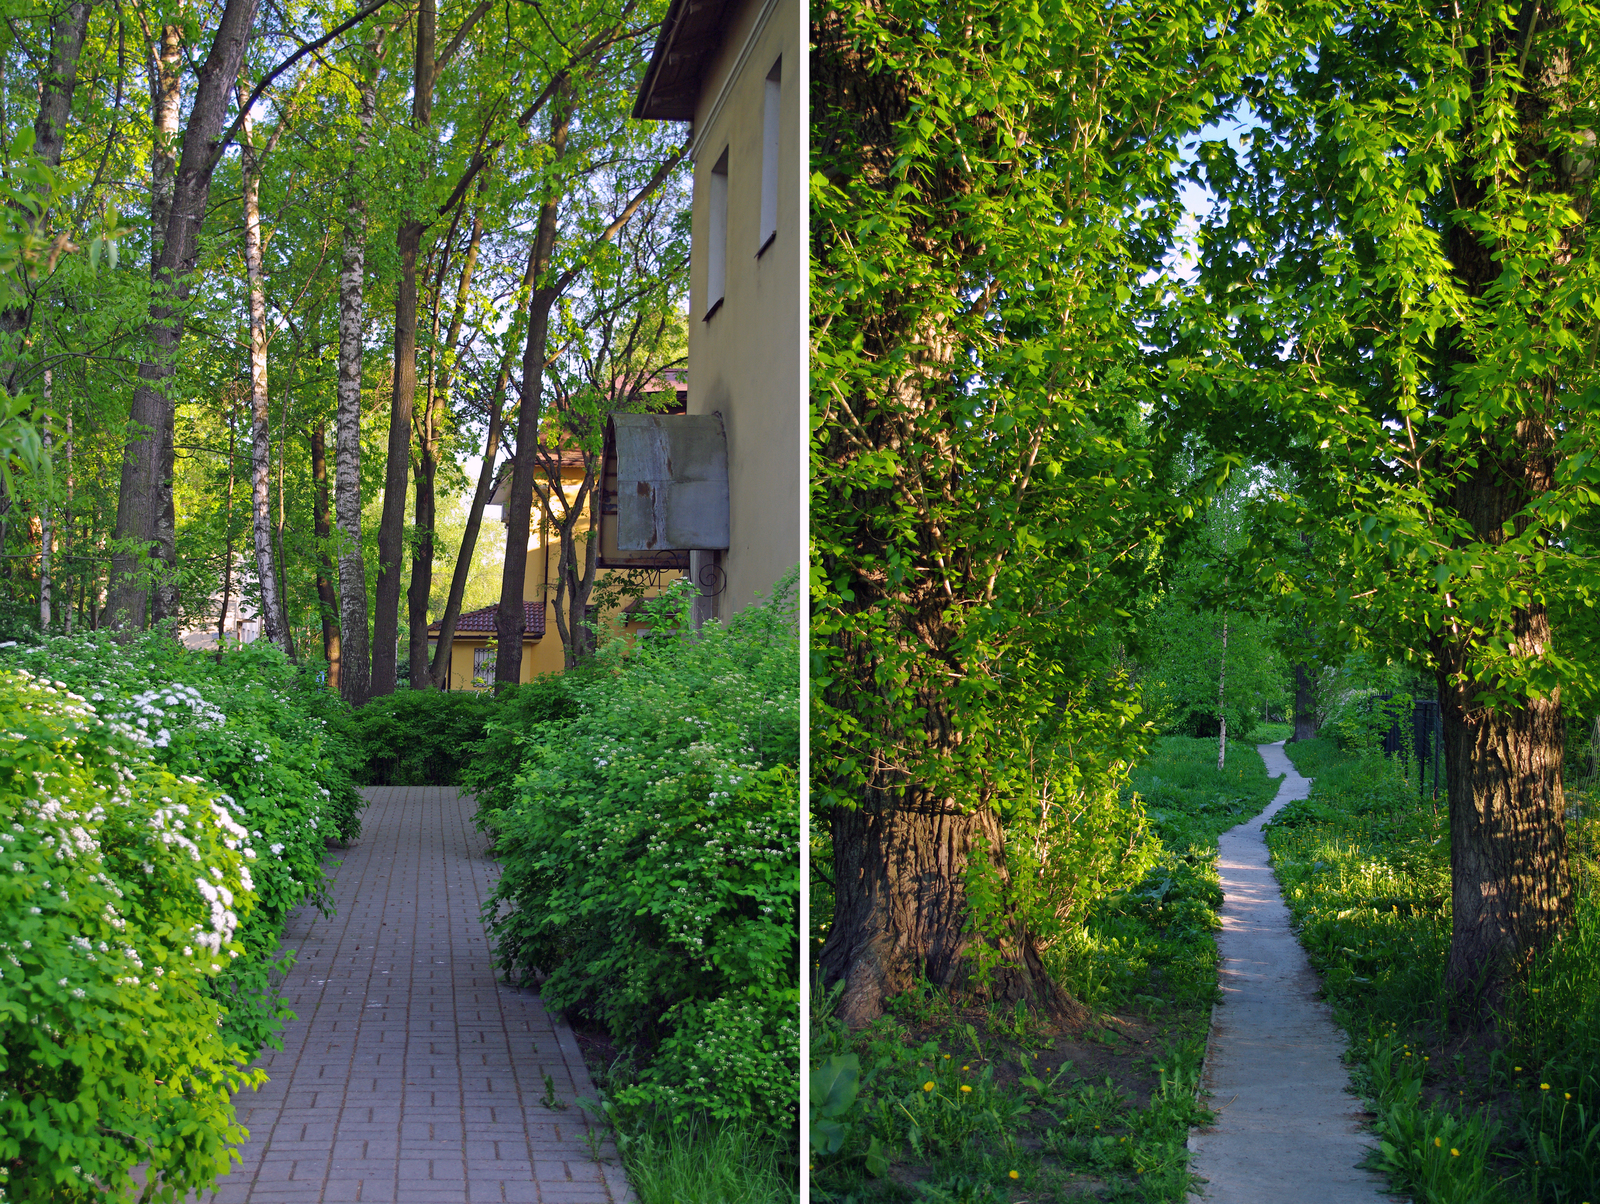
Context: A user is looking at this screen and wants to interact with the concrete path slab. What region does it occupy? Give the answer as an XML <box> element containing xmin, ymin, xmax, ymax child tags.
<box><xmin>1187</xmin><ymin>743</ymin><xmax>1400</xmax><ymax>1203</ymax></box>
<box><xmin>211</xmin><ymin>786</ymin><xmax>631</xmax><ymax>1204</ymax></box>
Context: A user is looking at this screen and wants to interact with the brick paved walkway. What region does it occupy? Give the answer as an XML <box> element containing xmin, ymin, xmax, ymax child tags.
<box><xmin>214</xmin><ymin>786</ymin><xmax>631</xmax><ymax>1204</ymax></box>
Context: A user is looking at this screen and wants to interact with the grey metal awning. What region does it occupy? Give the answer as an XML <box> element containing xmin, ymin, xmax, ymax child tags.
<box><xmin>611</xmin><ymin>412</ymin><xmax>729</xmax><ymax>551</ymax></box>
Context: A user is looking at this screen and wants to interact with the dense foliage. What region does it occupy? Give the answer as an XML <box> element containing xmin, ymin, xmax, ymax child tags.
<box><xmin>810</xmin><ymin>738</ymin><xmax>1281</xmax><ymax>1202</ymax></box>
<box><xmin>337</xmin><ymin>688</ymin><xmax>499</xmax><ymax>786</ymax></box>
<box><xmin>2</xmin><ymin>633</ymin><xmax>359</xmax><ymax>1054</ymax></box>
<box><xmin>480</xmin><ymin>580</ymin><xmax>799</xmax><ymax>1133</ymax></box>
<box><xmin>0</xmin><ymin>669</ymin><xmax>263</xmax><ymax>1201</ymax></box>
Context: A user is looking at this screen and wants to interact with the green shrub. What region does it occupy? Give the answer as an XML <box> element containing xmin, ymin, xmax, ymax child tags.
<box><xmin>479</xmin><ymin>577</ymin><xmax>799</xmax><ymax>1132</ymax></box>
<box><xmin>2</xmin><ymin>634</ymin><xmax>361</xmax><ymax>1053</ymax></box>
<box><xmin>0</xmin><ymin>670</ymin><xmax>263</xmax><ymax>1201</ymax></box>
<box><xmin>457</xmin><ymin>674</ymin><xmax>583</xmax><ymax>810</ymax></box>
<box><xmin>337</xmin><ymin>688</ymin><xmax>500</xmax><ymax>786</ymax></box>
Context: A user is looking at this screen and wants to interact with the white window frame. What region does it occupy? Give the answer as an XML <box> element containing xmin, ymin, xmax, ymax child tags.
<box><xmin>705</xmin><ymin>147</ymin><xmax>729</xmax><ymax>320</ymax></box>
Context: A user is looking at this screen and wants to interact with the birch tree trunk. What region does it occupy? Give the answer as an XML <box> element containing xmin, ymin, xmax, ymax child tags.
<box><xmin>372</xmin><ymin>0</ymin><xmax>436</xmax><ymax>696</ymax></box>
<box><xmin>336</xmin><ymin>43</ymin><xmax>380</xmax><ymax>705</ymax></box>
<box><xmin>1216</xmin><ymin>616</ymin><xmax>1229</xmax><ymax>771</ymax></box>
<box><xmin>38</xmin><ymin>372</ymin><xmax>52</xmax><ymax>629</ymax></box>
<box><xmin>311</xmin><ymin>423</ymin><xmax>342</xmax><ymax>683</ymax></box>
<box><xmin>218</xmin><ymin>403</ymin><xmax>237</xmax><ymax>654</ymax></box>
<box><xmin>240</xmin><ymin>97</ymin><xmax>289</xmax><ymax>653</ymax></box>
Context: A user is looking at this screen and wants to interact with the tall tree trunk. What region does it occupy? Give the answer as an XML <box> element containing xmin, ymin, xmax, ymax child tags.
<box><xmin>104</xmin><ymin>0</ymin><xmax>258</xmax><ymax>630</ymax></box>
<box><xmin>218</xmin><ymin>402</ymin><xmax>237</xmax><ymax>657</ymax></box>
<box><xmin>813</xmin><ymin>15</ymin><xmax>1077</xmax><ymax>1027</ymax></box>
<box><xmin>1216</xmin><ymin>616</ymin><xmax>1229</xmax><ymax>770</ymax></box>
<box><xmin>372</xmin><ymin>0</ymin><xmax>436</xmax><ymax>696</ymax></box>
<box><xmin>544</xmin><ymin>464</ymin><xmax>601</xmax><ymax>668</ymax></box>
<box><xmin>61</xmin><ymin>405</ymin><xmax>73</xmax><ymax>636</ymax></box>
<box><xmin>821</xmin><ymin>787</ymin><xmax>1082</xmax><ymax>1030</ymax></box>
<box><xmin>407</xmin><ymin>210</ymin><xmax>482</xmax><ymax>687</ymax></box>
<box><xmin>336</xmin><ymin>40</ymin><xmax>381</xmax><ymax>705</ymax></box>
<box><xmin>0</xmin><ymin>0</ymin><xmax>92</xmax><ymax>391</ymax></box>
<box><xmin>311</xmin><ymin>423</ymin><xmax>342</xmax><ymax>684</ymax></box>
<box><xmin>274</xmin><ymin>377</ymin><xmax>296</xmax><ymax>661</ymax></box>
<box><xmin>1428</xmin><ymin>8</ymin><xmax>1577</xmax><ymax>1009</ymax></box>
<box><xmin>240</xmin><ymin>96</ymin><xmax>290</xmax><ymax>654</ymax></box>
<box><xmin>38</xmin><ymin>373</ymin><xmax>52</xmax><ymax>630</ymax></box>
<box><xmin>496</xmin><ymin>99</ymin><xmax>569</xmax><ymax>687</ymax></box>
<box><xmin>428</xmin><ymin>255</ymin><xmax>529</xmax><ymax>689</ymax></box>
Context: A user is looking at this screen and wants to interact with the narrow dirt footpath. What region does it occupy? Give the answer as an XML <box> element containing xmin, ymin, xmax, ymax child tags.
<box><xmin>1187</xmin><ymin>742</ymin><xmax>1399</xmax><ymax>1203</ymax></box>
<box><xmin>214</xmin><ymin>786</ymin><xmax>631</xmax><ymax>1204</ymax></box>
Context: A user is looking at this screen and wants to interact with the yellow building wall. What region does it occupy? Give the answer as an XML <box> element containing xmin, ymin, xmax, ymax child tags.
<box><xmin>686</xmin><ymin>0</ymin><xmax>804</xmax><ymax>619</ymax></box>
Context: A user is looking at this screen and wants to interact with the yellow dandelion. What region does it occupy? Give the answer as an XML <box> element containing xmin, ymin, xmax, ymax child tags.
<box><xmin>962</xmin><ymin>1064</ymin><xmax>969</xmax><ymax>1071</ymax></box>
<box><xmin>1009</xmin><ymin>1170</ymin><xmax>1019</xmax><ymax>1180</ymax></box>
<box><xmin>1566</xmin><ymin>1093</ymin><xmax>1573</xmax><ymax>1100</ymax></box>
<box><xmin>923</xmin><ymin>1081</ymin><xmax>934</xmax><ymax>1092</ymax></box>
<box><xmin>960</xmin><ymin>1084</ymin><xmax>973</xmax><ymax>1093</ymax></box>
<box><xmin>1515</xmin><ymin>1066</ymin><xmax>1523</xmax><ymax>1072</ymax></box>
<box><xmin>944</xmin><ymin>1054</ymin><xmax>951</xmax><ymax>1059</ymax></box>
<box><xmin>1434</xmin><ymin>1137</ymin><xmax>1442</xmax><ymax>1148</ymax></box>
<box><xmin>1450</xmin><ymin>1149</ymin><xmax>1460</xmax><ymax>1157</ymax></box>
<box><xmin>1542</xmin><ymin>1083</ymin><xmax>1551</xmax><ymax>1091</ymax></box>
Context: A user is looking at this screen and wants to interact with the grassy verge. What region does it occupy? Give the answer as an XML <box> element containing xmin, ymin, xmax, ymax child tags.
<box><xmin>810</xmin><ymin>737</ymin><xmax>1281</xmax><ymax>1203</ymax></box>
<box><xmin>1270</xmin><ymin>737</ymin><xmax>1600</xmax><ymax>1203</ymax></box>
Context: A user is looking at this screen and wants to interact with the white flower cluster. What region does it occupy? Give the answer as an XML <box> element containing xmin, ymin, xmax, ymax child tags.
<box><xmin>104</xmin><ymin>682</ymin><xmax>226</xmax><ymax>750</ymax></box>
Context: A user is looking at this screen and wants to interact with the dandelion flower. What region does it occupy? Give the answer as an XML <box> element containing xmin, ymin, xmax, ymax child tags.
<box><xmin>1008</xmin><ymin>1171</ymin><xmax>1019</xmax><ymax>1180</ymax></box>
<box><xmin>923</xmin><ymin>1081</ymin><xmax>934</xmax><ymax>1092</ymax></box>
<box><xmin>1434</xmin><ymin>1137</ymin><xmax>1442</xmax><ymax>1148</ymax></box>
<box><xmin>1566</xmin><ymin>1093</ymin><xmax>1572</xmax><ymax>1100</ymax></box>
<box><xmin>1542</xmin><ymin>1083</ymin><xmax>1551</xmax><ymax>1091</ymax></box>
<box><xmin>960</xmin><ymin>1085</ymin><xmax>972</xmax><ymax>1093</ymax></box>
<box><xmin>1450</xmin><ymin>1149</ymin><xmax>1459</xmax><ymax>1157</ymax></box>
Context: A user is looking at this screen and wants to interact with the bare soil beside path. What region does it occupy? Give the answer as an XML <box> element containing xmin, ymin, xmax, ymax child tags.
<box><xmin>213</xmin><ymin>785</ymin><xmax>631</xmax><ymax>1204</ymax></box>
<box><xmin>1187</xmin><ymin>742</ymin><xmax>1402</xmax><ymax>1203</ymax></box>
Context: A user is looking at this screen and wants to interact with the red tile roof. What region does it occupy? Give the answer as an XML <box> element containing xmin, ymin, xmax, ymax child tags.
<box><xmin>429</xmin><ymin>602</ymin><xmax>544</xmax><ymax>640</ymax></box>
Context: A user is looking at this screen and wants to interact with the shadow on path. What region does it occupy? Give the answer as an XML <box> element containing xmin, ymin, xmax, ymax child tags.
<box><xmin>1186</xmin><ymin>742</ymin><xmax>1400</xmax><ymax>1203</ymax></box>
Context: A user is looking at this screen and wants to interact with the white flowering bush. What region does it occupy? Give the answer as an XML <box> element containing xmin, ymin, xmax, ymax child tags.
<box><xmin>478</xmin><ymin>575</ymin><xmax>799</xmax><ymax>1131</ymax></box>
<box><xmin>0</xmin><ymin>670</ymin><xmax>263</xmax><ymax>1201</ymax></box>
<box><xmin>2</xmin><ymin>634</ymin><xmax>362</xmax><ymax>1053</ymax></box>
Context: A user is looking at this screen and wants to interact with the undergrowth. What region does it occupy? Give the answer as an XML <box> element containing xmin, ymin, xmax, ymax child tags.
<box><xmin>809</xmin><ymin>736</ymin><xmax>1281</xmax><ymax>1202</ymax></box>
<box><xmin>1271</xmin><ymin>736</ymin><xmax>1600</xmax><ymax>1204</ymax></box>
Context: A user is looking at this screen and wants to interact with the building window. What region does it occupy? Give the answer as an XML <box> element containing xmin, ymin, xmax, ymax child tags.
<box><xmin>705</xmin><ymin>147</ymin><xmax>728</xmax><ymax>320</ymax></box>
<box><xmin>472</xmin><ymin>646</ymin><xmax>495</xmax><ymax>687</ymax></box>
<box><xmin>759</xmin><ymin>58</ymin><xmax>780</xmax><ymax>257</ymax></box>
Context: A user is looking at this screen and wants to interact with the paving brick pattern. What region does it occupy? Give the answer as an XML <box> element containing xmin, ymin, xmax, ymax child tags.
<box><xmin>212</xmin><ymin>786</ymin><xmax>630</xmax><ymax>1204</ymax></box>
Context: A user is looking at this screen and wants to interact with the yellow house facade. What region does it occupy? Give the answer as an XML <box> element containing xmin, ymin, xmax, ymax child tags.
<box><xmin>429</xmin><ymin>458</ymin><xmax>668</xmax><ymax>689</ymax></box>
<box><xmin>633</xmin><ymin>0</ymin><xmax>805</xmax><ymax>623</ymax></box>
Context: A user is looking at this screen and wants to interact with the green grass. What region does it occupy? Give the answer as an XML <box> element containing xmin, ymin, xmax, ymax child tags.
<box><xmin>1251</xmin><ymin>720</ymin><xmax>1294</xmax><ymax>743</ymax></box>
<box><xmin>810</xmin><ymin>737</ymin><xmax>1282</xmax><ymax>1203</ymax></box>
<box><xmin>621</xmin><ymin>1121</ymin><xmax>799</xmax><ymax>1204</ymax></box>
<box><xmin>1270</xmin><ymin>737</ymin><xmax>1600</xmax><ymax>1203</ymax></box>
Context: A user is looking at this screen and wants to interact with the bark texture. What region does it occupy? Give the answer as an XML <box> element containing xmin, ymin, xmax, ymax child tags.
<box><xmin>105</xmin><ymin>0</ymin><xmax>258</xmax><ymax>629</ymax></box>
<box><xmin>336</xmin><ymin>42</ymin><xmax>380</xmax><ymax>705</ymax></box>
<box><xmin>495</xmin><ymin>100</ymin><xmax>569</xmax><ymax>688</ymax></box>
<box><xmin>372</xmin><ymin>0</ymin><xmax>436</xmax><ymax>696</ymax></box>
<box><xmin>1429</xmin><ymin>4</ymin><xmax>1580</xmax><ymax>1006</ymax></box>
<box><xmin>811</xmin><ymin>10</ymin><xmax>1077</xmax><ymax>1027</ymax></box>
<box><xmin>311</xmin><ymin>423</ymin><xmax>342</xmax><ymax>684</ymax></box>
<box><xmin>821</xmin><ymin>791</ymin><xmax>1082</xmax><ymax>1030</ymax></box>
<box><xmin>240</xmin><ymin>98</ymin><xmax>289</xmax><ymax>654</ymax></box>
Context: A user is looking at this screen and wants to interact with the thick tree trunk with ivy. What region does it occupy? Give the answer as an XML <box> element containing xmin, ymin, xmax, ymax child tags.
<box><xmin>1429</xmin><ymin>7</ymin><xmax>1580</xmax><ymax>1007</ymax></box>
<box><xmin>820</xmin><ymin>781</ymin><xmax>1081</xmax><ymax>1029</ymax></box>
<box><xmin>811</xmin><ymin>10</ymin><xmax>1097</xmax><ymax>1028</ymax></box>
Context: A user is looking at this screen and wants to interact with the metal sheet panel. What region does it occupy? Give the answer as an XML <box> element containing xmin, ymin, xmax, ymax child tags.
<box><xmin>613</xmin><ymin>413</ymin><xmax>730</xmax><ymax>550</ymax></box>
